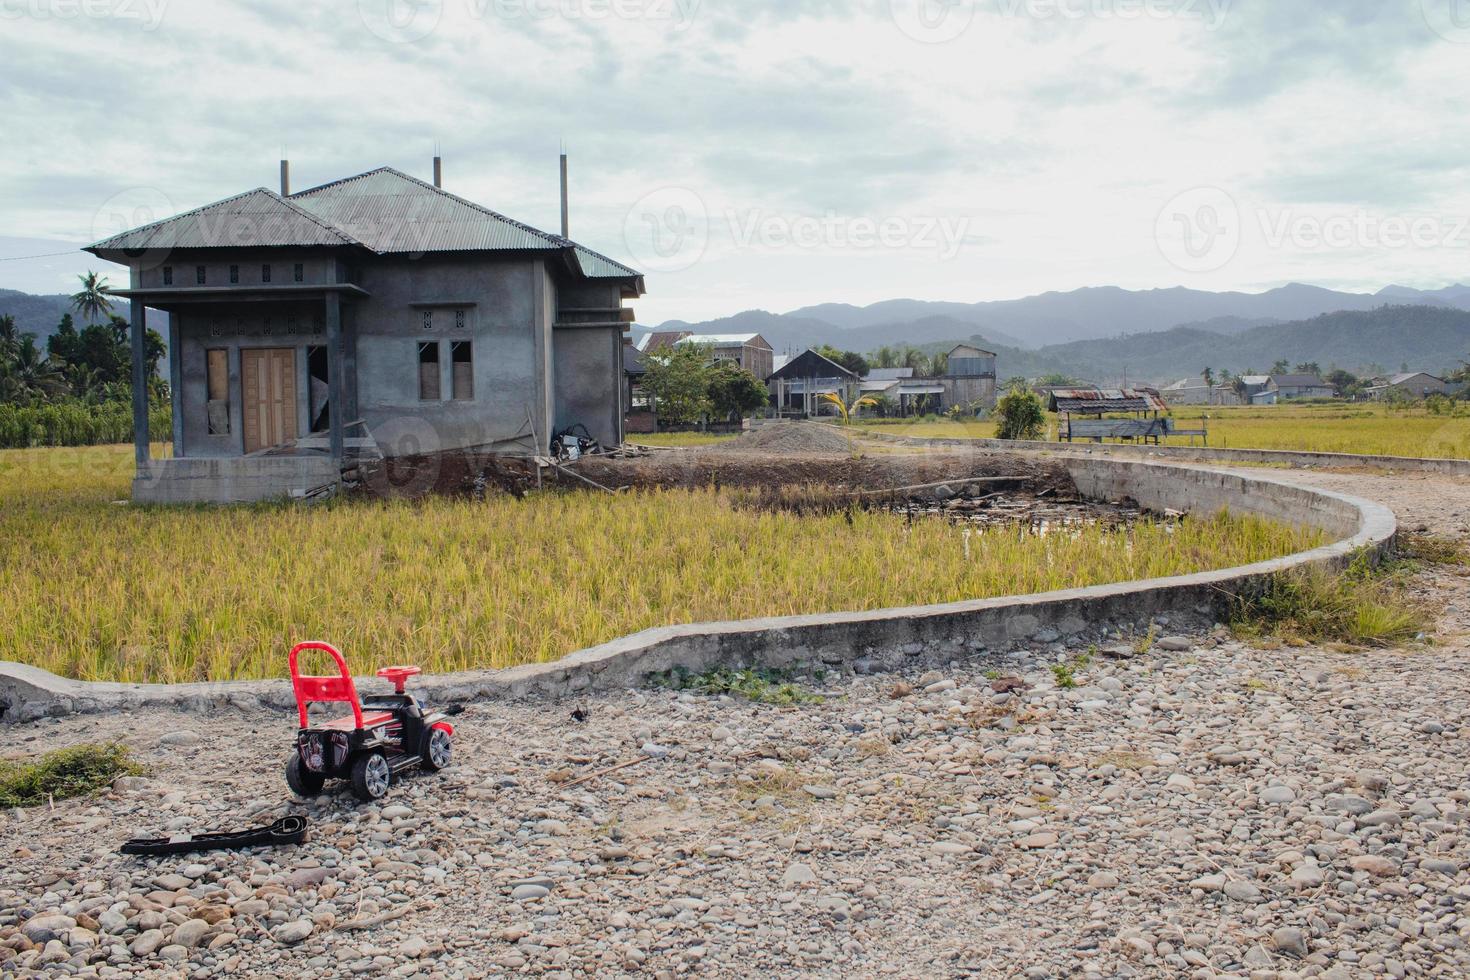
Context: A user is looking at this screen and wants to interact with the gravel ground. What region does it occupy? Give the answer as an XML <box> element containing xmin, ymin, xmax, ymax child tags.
<box><xmin>2</xmin><ymin>469</ymin><xmax>1468</xmax><ymax>979</ymax></box>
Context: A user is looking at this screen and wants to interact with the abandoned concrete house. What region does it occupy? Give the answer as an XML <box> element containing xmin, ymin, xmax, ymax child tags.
<box><xmin>87</xmin><ymin>164</ymin><xmax>644</xmax><ymax>504</ymax></box>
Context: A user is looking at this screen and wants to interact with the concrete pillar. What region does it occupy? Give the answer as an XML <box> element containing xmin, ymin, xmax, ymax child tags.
<box><xmin>167</xmin><ymin>314</ymin><xmax>183</xmax><ymax>458</ymax></box>
<box><xmin>130</xmin><ymin>299</ymin><xmax>149</xmax><ymax>465</ymax></box>
<box><xmin>325</xmin><ymin>291</ymin><xmax>344</xmax><ymax>461</ymax></box>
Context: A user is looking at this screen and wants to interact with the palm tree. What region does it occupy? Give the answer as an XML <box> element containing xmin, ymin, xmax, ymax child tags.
<box><xmin>0</xmin><ymin>314</ymin><xmax>18</xmax><ymax>357</ymax></box>
<box><xmin>71</xmin><ymin>271</ymin><xmax>114</xmax><ymax>325</ymax></box>
<box><xmin>7</xmin><ymin>336</ymin><xmax>68</xmax><ymax>402</ymax></box>
<box><xmin>818</xmin><ymin>391</ymin><xmax>878</xmax><ymax>457</ymax></box>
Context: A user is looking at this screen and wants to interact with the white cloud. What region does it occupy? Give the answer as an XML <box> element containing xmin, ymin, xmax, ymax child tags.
<box><xmin>1</xmin><ymin>0</ymin><xmax>1466</xmax><ymax>322</ymax></box>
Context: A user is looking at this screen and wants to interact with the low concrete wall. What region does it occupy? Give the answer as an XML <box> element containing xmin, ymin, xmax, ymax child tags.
<box><xmin>861</xmin><ymin>429</ymin><xmax>1470</xmax><ymax>476</ymax></box>
<box><xmin>1</xmin><ymin>458</ymin><xmax>1396</xmax><ymax>723</ymax></box>
<box><xmin>134</xmin><ymin>456</ymin><xmax>341</xmax><ymax>505</ymax></box>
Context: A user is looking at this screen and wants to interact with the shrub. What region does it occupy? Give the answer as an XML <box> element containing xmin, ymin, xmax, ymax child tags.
<box><xmin>995</xmin><ymin>388</ymin><xmax>1046</xmax><ymax>440</ymax></box>
<box><xmin>1231</xmin><ymin>559</ymin><xmax>1426</xmax><ymax>647</ymax></box>
<box><xmin>0</xmin><ymin>743</ymin><xmax>142</xmax><ymax>807</ymax></box>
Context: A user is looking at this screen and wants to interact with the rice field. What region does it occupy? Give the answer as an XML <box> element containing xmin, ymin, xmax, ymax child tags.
<box><xmin>0</xmin><ymin>444</ymin><xmax>1322</xmax><ymax>684</ymax></box>
<box><xmin>855</xmin><ymin>404</ymin><xmax>1470</xmax><ymax>459</ymax></box>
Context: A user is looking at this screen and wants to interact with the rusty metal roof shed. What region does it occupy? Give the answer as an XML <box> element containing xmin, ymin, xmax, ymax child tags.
<box><xmin>1047</xmin><ymin>388</ymin><xmax>1170</xmax><ymax>414</ymax></box>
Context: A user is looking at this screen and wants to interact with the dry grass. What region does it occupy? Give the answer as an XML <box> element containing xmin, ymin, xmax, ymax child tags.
<box><xmin>628</xmin><ymin>431</ymin><xmax>740</xmax><ymax>448</ymax></box>
<box><xmin>855</xmin><ymin>403</ymin><xmax>1470</xmax><ymax>460</ymax></box>
<box><xmin>1</xmin><ymin>444</ymin><xmax>1324</xmax><ymax>683</ymax></box>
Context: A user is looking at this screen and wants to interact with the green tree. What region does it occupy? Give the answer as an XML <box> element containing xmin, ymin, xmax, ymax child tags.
<box><xmin>48</xmin><ymin>314</ymin><xmax>163</xmax><ymax>394</ymax></box>
<box><xmin>70</xmin><ymin>271</ymin><xmax>114</xmax><ymax>325</ymax></box>
<box><xmin>707</xmin><ymin>361</ymin><xmax>769</xmax><ymax>421</ymax></box>
<box><xmin>0</xmin><ymin>314</ymin><xmax>18</xmax><ymax>356</ymax></box>
<box><xmin>995</xmin><ymin>387</ymin><xmax>1046</xmax><ymax>441</ymax></box>
<box><xmin>1202</xmin><ymin>367</ymin><xmax>1215</xmax><ymax>387</ymax></box>
<box><xmin>3</xmin><ymin>335</ymin><xmax>68</xmax><ymax>403</ymax></box>
<box><xmin>1294</xmin><ymin>361</ymin><xmax>1322</xmax><ymax>376</ymax></box>
<box><xmin>871</xmin><ymin>346</ymin><xmax>898</xmax><ymax>369</ymax></box>
<box><xmin>1325</xmin><ymin>369</ymin><xmax>1358</xmax><ymax>396</ymax></box>
<box><xmin>814</xmin><ymin>345</ymin><xmax>869</xmax><ymax>377</ymax></box>
<box><xmin>642</xmin><ymin>343</ymin><xmax>713</xmax><ymax>425</ymax></box>
<box><xmin>1271</xmin><ymin>359</ymin><xmax>1290</xmax><ymax>375</ymax></box>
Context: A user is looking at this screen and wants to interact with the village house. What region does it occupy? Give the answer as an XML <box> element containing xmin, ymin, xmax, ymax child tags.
<box><xmin>1266</xmin><ymin>373</ymin><xmax>1337</xmax><ymax>401</ymax></box>
<box><xmin>636</xmin><ymin>331</ymin><xmax>775</xmax><ymax>380</ymax></box>
<box><xmin>87</xmin><ymin>162</ymin><xmax>644</xmax><ymax>504</ymax></box>
<box><xmin>1362</xmin><ymin>372</ymin><xmax>1449</xmax><ymax>401</ymax></box>
<box><xmin>1161</xmin><ymin>378</ymin><xmax>1240</xmax><ymax>406</ymax></box>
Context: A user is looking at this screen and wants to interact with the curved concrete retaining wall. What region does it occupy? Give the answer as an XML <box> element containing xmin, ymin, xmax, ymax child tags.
<box><xmin>0</xmin><ymin>458</ymin><xmax>1396</xmax><ymax>724</ymax></box>
<box><xmin>860</xmin><ymin>429</ymin><xmax>1470</xmax><ymax>476</ymax></box>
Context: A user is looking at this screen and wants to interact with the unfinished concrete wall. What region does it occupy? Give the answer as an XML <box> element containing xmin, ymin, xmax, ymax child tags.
<box><xmin>553</xmin><ymin>326</ymin><xmax>622</xmax><ymax>446</ymax></box>
<box><xmin>173</xmin><ymin>301</ymin><xmax>326</xmax><ymax>458</ymax></box>
<box><xmin>554</xmin><ymin>279</ymin><xmax>628</xmax><ymax>447</ymax></box>
<box><xmin>354</xmin><ymin>255</ymin><xmax>543</xmax><ymax>456</ymax></box>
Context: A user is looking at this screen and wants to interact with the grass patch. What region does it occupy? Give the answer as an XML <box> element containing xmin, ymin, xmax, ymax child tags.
<box><xmin>1400</xmin><ymin>533</ymin><xmax>1470</xmax><ymax>571</ymax></box>
<box><xmin>650</xmin><ymin>666</ymin><xmax>823</xmax><ymax>705</ymax></box>
<box><xmin>733</xmin><ymin>766</ymin><xmax>814</xmax><ymax>806</ymax></box>
<box><xmin>0</xmin><ymin>743</ymin><xmax>141</xmax><ymax>807</ymax></box>
<box><xmin>1051</xmin><ymin>650</ymin><xmax>1094</xmax><ymax>689</ymax></box>
<box><xmin>1231</xmin><ymin>557</ymin><xmax>1428</xmax><ymax>648</ymax></box>
<box><xmin>1</xmin><ymin>444</ymin><xmax>1325</xmax><ymax>683</ymax></box>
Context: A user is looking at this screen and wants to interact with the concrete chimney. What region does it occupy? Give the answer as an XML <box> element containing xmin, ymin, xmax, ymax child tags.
<box><xmin>433</xmin><ymin>155</ymin><xmax>442</xmax><ymax>189</ymax></box>
<box><xmin>559</xmin><ymin>153</ymin><xmax>570</xmax><ymax>238</ymax></box>
<box><xmin>280</xmin><ymin>159</ymin><xmax>290</xmax><ymax>196</ymax></box>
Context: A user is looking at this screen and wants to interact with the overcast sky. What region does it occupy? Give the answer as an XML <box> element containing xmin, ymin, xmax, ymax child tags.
<box><xmin>2</xmin><ymin>0</ymin><xmax>1469</xmax><ymax>323</ymax></box>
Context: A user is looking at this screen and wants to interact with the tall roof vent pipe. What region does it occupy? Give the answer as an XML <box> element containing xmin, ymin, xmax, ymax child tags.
<box><xmin>560</xmin><ymin>152</ymin><xmax>569</xmax><ymax>238</ymax></box>
<box><xmin>280</xmin><ymin>159</ymin><xmax>290</xmax><ymax>196</ymax></box>
<box><xmin>433</xmin><ymin>154</ymin><xmax>442</xmax><ymax>189</ymax></box>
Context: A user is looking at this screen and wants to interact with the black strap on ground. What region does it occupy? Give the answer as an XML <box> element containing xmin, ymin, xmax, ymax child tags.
<box><xmin>121</xmin><ymin>816</ymin><xmax>308</xmax><ymax>856</ymax></box>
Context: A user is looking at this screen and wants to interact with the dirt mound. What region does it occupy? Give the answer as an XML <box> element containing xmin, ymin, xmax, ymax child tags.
<box><xmin>715</xmin><ymin>422</ymin><xmax>858</xmax><ymax>455</ymax></box>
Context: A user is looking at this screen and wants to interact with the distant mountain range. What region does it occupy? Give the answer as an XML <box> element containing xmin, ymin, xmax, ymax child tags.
<box><xmin>0</xmin><ymin>288</ymin><xmax>169</xmax><ymax>344</ymax></box>
<box><xmin>0</xmin><ymin>289</ymin><xmax>78</xmax><ymax>341</ymax></box>
<box><xmin>951</xmin><ymin>306</ymin><xmax>1470</xmax><ymax>384</ymax></box>
<box><xmin>646</xmin><ymin>282</ymin><xmax>1470</xmax><ymax>353</ymax></box>
<box><xmin>4</xmin><ymin>282</ymin><xmax>1466</xmax><ymax>386</ymax></box>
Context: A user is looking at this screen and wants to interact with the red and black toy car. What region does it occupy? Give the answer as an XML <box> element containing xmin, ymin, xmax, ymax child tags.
<box><xmin>285</xmin><ymin>641</ymin><xmax>455</xmax><ymax>802</ymax></box>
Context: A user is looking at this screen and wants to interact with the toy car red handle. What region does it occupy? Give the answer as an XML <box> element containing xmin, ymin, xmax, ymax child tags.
<box><xmin>377</xmin><ymin>665</ymin><xmax>422</xmax><ymax>694</ymax></box>
<box><xmin>289</xmin><ymin>641</ymin><xmax>363</xmax><ymax>730</ymax></box>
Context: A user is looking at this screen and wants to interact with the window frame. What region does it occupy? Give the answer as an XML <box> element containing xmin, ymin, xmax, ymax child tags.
<box><xmin>451</xmin><ymin>341</ymin><xmax>474</xmax><ymax>401</ymax></box>
<box><xmin>417</xmin><ymin>341</ymin><xmax>442</xmax><ymax>401</ymax></box>
<box><xmin>205</xmin><ymin>347</ymin><xmax>230</xmax><ymax>436</ymax></box>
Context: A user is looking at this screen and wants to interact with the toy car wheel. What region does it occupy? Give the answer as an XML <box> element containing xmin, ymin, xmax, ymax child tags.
<box><xmin>420</xmin><ymin>727</ymin><xmax>452</xmax><ymax>771</ymax></box>
<box><xmin>285</xmin><ymin>754</ymin><xmax>325</xmax><ymax>797</ymax></box>
<box><xmin>351</xmin><ymin>752</ymin><xmax>391</xmax><ymax>802</ymax></box>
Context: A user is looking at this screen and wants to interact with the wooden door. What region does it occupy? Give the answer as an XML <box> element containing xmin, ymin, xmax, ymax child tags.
<box><xmin>241</xmin><ymin>348</ymin><xmax>298</xmax><ymax>453</ymax></box>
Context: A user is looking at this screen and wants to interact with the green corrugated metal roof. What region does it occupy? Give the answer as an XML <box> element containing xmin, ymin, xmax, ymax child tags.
<box><xmin>87</xmin><ymin>167</ymin><xmax>642</xmax><ymax>284</ymax></box>
<box><xmin>89</xmin><ymin>188</ymin><xmax>360</xmax><ymax>251</ymax></box>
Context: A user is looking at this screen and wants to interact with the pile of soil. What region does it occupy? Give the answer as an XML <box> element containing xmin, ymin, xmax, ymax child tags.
<box><xmin>711</xmin><ymin>422</ymin><xmax>861</xmax><ymax>455</ymax></box>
